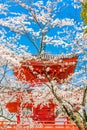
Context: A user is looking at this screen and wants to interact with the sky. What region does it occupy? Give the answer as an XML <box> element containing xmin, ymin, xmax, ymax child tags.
<box><xmin>0</xmin><ymin>0</ymin><xmax>83</xmax><ymax>55</ymax></box>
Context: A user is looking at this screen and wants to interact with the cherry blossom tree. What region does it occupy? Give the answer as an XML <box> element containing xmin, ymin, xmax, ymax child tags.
<box><xmin>0</xmin><ymin>0</ymin><xmax>87</xmax><ymax>130</ymax></box>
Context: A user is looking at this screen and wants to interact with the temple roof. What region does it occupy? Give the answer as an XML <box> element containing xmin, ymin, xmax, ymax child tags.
<box><xmin>36</xmin><ymin>52</ymin><xmax>78</xmax><ymax>60</ymax></box>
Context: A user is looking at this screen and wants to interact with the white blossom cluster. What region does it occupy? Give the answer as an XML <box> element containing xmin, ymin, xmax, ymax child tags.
<box><xmin>0</xmin><ymin>0</ymin><xmax>86</xmax><ymax>127</ymax></box>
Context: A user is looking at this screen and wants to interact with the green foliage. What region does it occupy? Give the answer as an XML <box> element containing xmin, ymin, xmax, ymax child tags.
<box><xmin>84</xmin><ymin>28</ymin><xmax>87</xmax><ymax>33</ymax></box>
<box><xmin>80</xmin><ymin>2</ymin><xmax>87</xmax><ymax>34</ymax></box>
<box><xmin>81</xmin><ymin>2</ymin><xmax>87</xmax><ymax>24</ymax></box>
<box><xmin>70</xmin><ymin>113</ymin><xmax>82</xmax><ymax>124</ymax></box>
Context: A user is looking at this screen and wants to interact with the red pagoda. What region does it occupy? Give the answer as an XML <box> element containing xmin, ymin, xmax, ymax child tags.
<box><xmin>14</xmin><ymin>53</ymin><xmax>78</xmax><ymax>86</ymax></box>
<box><xmin>6</xmin><ymin>53</ymin><xmax>78</xmax><ymax>124</ymax></box>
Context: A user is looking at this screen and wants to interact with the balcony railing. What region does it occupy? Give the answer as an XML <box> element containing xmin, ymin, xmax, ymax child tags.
<box><xmin>0</xmin><ymin>120</ymin><xmax>84</xmax><ymax>130</ymax></box>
